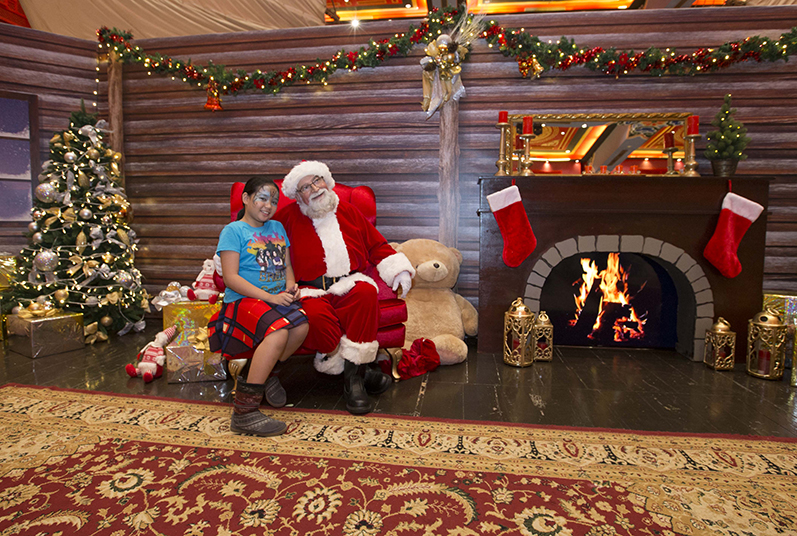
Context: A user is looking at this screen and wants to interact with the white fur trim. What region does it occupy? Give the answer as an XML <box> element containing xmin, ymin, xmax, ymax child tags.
<box><xmin>486</xmin><ymin>184</ymin><xmax>521</xmax><ymax>212</ymax></box>
<box><xmin>300</xmin><ymin>288</ymin><xmax>327</xmax><ymax>299</ymax></box>
<box><xmin>723</xmin><ymin>192</ymin><xmax>764</xmax><ymax>222</ymax></box>
<box><xmin>377</xmin><ymin>252</ymin><xmax>416</xmax><ymax>285</ymax></box>
<box><xmin>213</xmin><ymin>254</ymin><xmax>223</xmax><ymax>277</ymax></box>
<box><xmin>338</xmin><ymin>335</ymin><xmax>379</xmax><ymax>365</ymax></box>
<box><xmin>282</xmin><ymin>161</ymin><xmax>336</xmax><ymax>200</ymax></box>
<box><xmin>312</xmin><ymin>211</ymin><xmax>351</xmax><ymax>278</ymax></box>
<box><xmin>314</xmin><ymin>351</ymin><xmax>344</xmax><ymax>375</ymax></box>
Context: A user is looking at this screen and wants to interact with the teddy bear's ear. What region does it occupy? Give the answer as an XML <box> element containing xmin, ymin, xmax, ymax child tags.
<box><xmin>389</xmin><ymin>242</ymin><xmax>401</xmax><ymax>250</ymax></box>
<box><xmin>449</xmin><ymin>247</ymin><xmax>463</xmax><ymax>265</ymax></box>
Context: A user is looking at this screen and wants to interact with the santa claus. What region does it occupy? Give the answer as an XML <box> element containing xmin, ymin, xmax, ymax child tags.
<box><xmin>275</xmin><ymin>161</ymin><xmax>414</xmax><ymax>414</ymax></box>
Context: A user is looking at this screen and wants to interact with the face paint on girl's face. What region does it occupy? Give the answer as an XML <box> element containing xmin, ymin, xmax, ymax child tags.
<box><xmin>253</xmin><ymin>187</ymin><xmax>278</xmax><ymax>206</ymax></box>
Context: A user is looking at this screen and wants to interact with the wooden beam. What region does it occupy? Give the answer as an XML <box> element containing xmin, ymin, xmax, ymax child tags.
<box><xmin>107</xmin><ymin>51</ymin><xmax>124</xmax><ymax>187</ymax></box>
<box><xmin>438</xmin><ymin>98</ymin><xmax>460</xmax><ymax>248</ymax></box>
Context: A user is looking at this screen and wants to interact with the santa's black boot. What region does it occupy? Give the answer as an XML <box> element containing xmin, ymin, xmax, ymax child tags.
<box><xmin>363</xmin><ymin>363</ymin><xmax>391</xmax><ymax>395</ymax></box>
<box><xmin>344</xmin><ymin>361</ymin><xmax>374</xmax><ymax>415</ymax></box>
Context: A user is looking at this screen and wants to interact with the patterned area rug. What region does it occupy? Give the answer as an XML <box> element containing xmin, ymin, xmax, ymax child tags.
<box><xmin>0</xmin><ymin>385</ymin><xmax>795</xmax><ymax>536</ymax></box>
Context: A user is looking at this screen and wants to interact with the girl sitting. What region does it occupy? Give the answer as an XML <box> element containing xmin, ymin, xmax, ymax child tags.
<box><xmin>208</xmin><ymin>176</ymin><xmax>308</xmax><ymax>436</ymax></box>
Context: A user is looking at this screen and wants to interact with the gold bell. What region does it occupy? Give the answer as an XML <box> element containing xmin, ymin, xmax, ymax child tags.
<box><xmin>532</xmin><ymin>311</ymin><xmax>554</xmax><ymax>362</ymax></box>
<box><xmin>503</xmin><ymin>298</ymin><xmax>535</xmax><ymax>367</ymax></box>
<box><xmin>746</xmin><ymin>307</ymin><xmax>788</xmax><ymax>380</ymax></box>
<box><xmin>703</xmin><ymin>317</ymin><xmax>736</xmax><ymax>370</ymax></box>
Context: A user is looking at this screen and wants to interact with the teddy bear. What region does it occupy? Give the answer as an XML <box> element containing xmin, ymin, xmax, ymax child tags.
<box><xmin>125</xmin><ymin>326</ymin><xmax>178</xmax><ymax>383</ymax></box>
<box><xmin>390</xmin><ymin>238</ymin><xmax>478</xmax><ymax>365</ymax></box>
<box><xmin>186</xmin><ymin>258</ymin><xmax>221</xmax><ymax>304</ymax></box>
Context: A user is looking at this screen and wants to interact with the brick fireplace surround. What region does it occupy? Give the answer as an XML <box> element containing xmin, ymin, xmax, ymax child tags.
<box><xmin>478</xmin><ymin>175</ymin><xmax>771</xmax><ymax>362</ymax></box>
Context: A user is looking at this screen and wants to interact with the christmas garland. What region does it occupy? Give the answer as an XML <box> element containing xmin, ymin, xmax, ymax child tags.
<box><xmin>97</xmin><ymin>8</ymin><xmax>797</xmax><ymax>109</ymax></box>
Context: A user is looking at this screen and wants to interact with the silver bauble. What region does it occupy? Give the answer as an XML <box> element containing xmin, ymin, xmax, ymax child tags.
<box><xmin>31</xmin><ymin>232</ymin><xmax>43</xmax><ymax>244</ymax></box>
<box><xmin>34</xmin><ymin>182</ymin><xmax>57</xmax><ymax>203</ymax></box>
<box><xmin>11</xmin><ymin>306</ymin><xmax>21</xmax><ymax>315</ymax></box>
<box><xmin>78</xmin><ymin>125</ymin><xmax>96</xmax><ymax>138</ymax></box>
<box><xmin>28</xmin><ymin>221</ymin><xmax>38</xmax><ymax>233</ymax></box>
<box><xmin>64</xmin><ymin>151</ymin><xmax>77</xmax><ymax>163</ymax></box>
<box><xmin>78</xmin><ymin>208</ymin><xmax>93</xmax><ymax>220</ymax></box>
<box><xmin>31</xmin><ymin>208</ymin><xmax>45</xmax><ymax>220</ymax></box>
<box><xmin>33</xmin><ymin>249</ymin><xmax>58</xmax><ymax>272</ymax></box>
<box><xmin>435</xmin><ymin>34</ymin><xmax>454</xmax><ymax>53</ymax></box>
<box><xmin>102</xmin><ymin>215</ymin><xmax>112</xmax><ymax>225</ymax></box>
<box><xmin>116</xmin><ymin>271</ymin><xmax>134</xmax><ymax>288</ymax></box>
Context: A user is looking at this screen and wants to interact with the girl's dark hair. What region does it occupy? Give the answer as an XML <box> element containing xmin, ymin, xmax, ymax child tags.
<box><xmin>236</xmin><ymin>176</ymin><xmax>279</xmax><ymax>220</ymax></box>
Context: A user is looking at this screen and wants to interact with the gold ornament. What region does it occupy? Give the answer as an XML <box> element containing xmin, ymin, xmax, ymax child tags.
<box><xmin>105</xmin><ymin>149</ymin><xmax>114</xmax><ymax>157</ymax></box>
<box><xmin>77</xmin><ymin>170</ymin><xmax>91</xmax><ymax>188</ymax></box>
<box><xmin>63</xmin><ymin>131</ymin><xmax>75</xmax><ymax>142</ymax></box>
<box><xmin>54</xmin><ymin>289</ymin><xmax>69</xmax><ymax>303</ymax></box>
<box><xmin>112</xmin><ymin>152</ymin><xmax>123</xmax><ymax>162</ymax></box>
<box><xmin>518</xmin><ymin>56</ymin><xmax>544</xmax><ymax>79</ymax></box>
<box><xmin>110</xmin><ymin>161</ymin><xmax>121</xmax><ymax>177</ymax></box>
<box><xmin>84</xmin><ymin>321</ymin><xmax>109</xmax><ymax>344</ymax></box>
<box><xmin>50</xmin><ymin>133</ymin><xmax>61</xmax><ymax>144</ymax></box>
<box><xmin>76</xmin><ymin>231</ymin><xmax>87</xmax><ymax>254</ymax></box>
<box><xmin>117</xmin><ymin>228</ymin><xmax>130</xmax><ymax>246</ymax></box>
<box><xmin>100</xmin><ymin>315</ymin><xmax>113</xmax><ymax>327</ymax></box>
<box><xmin>86</xmin><ymin>148</ymin><xmax>101</xmax><ymax>160</ymax></box>
<box><xmin>102</xmin><ymin>252</ymin><xmax>114</xmax><ymax>264</ymax></box>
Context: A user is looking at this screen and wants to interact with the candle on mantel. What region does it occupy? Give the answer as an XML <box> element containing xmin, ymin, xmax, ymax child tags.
<box><xmin>687</xmin><ymin>115</ymin><xmax>700</xmax><ymax>135</ymax></box>
<box><xmin>663</xmin><ymin>130</ymin><xmax>675</xmax><ymax>149</ymax></box>
<box><xmin>498</xmin><ymin>111</ymin><xmax>508</xmax><ymax>123</ymax></box>
<box><xmin>523</xmin><ymin>115</ymin><xmax>534</xmax><ymax>134</ymax></box>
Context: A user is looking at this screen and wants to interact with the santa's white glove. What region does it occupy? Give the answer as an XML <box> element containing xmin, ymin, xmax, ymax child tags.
<box><xmin>392</xmin><ymin>271</ymin><xmax>412</xmax><ymax>299</ymax></box>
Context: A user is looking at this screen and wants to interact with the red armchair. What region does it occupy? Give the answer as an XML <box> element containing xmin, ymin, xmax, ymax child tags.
<box><xmin>225</xmin><ymin>180</ymin><xmax>407</xmax><ymax>381</ymax></box>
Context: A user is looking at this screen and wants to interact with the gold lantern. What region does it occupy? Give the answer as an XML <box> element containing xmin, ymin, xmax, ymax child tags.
<box><xmin>503</xmin><ymin>298</ymin><xmax>535</xmax><ymax>367</ymax></box>
<box><xmin>703</xmin><ymin>317</ymin><xmax>736</xmax><ymax>370</ymax></box>
<box><xmin>532</xmin><ymin>311</ymin><xmax>554</xmax><ymax>362</ymax></box>
<box><xmin>747</xmin><ymin>307</ymin><xmax>788</xmax><ymax>380</ymax></box>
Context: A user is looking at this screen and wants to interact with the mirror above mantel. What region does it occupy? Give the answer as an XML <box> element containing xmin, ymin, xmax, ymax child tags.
<box><xmin>507</xmin><ymin>112</ymin><xmax>690</xmax><ymax>175</ymax></box>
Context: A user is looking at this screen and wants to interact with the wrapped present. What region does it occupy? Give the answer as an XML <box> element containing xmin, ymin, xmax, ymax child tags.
<box><xmin>0</xmin><ymin>254</ymin><xmax>16</xmax><ymax>291</ymax></box>
<box><xmin>763</xmin><ymin>293</ymin><xmax>797</xmax><ymax>368</ymax></box>
<box><xmin>7</xmin><ymin>311</ymin><xmax>84</xmax><ymax>358</ymax></box>
<box><xmin>165</xmin><ymin>327</ymin><xmax>226</xmax><ymax>383</ymax></box>
<box><xmin>163</xmin><ymin>300</ymin><xmax>221</xmax><ymax>332</ymax></box>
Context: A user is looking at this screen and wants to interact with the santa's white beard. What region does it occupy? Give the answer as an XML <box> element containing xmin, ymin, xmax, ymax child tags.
<box><xmin>299</xmin><ymin>189</ymin><xmax>339</xmax><ymax>219</ymax></box>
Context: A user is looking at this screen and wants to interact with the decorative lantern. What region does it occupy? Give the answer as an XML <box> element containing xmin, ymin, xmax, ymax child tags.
<box><xmin>746</xmin><ymin>307</ymin><xmax>788</xmax><ymax>380</ymax></box>
<box><xmin>703</xmin><ymin>317</ymin><xmax>736</xmax><ymax>370</ymax></box>
<box><xmin>532</xmin><ymin>311</ymin><xmax>554</xmax><ymax>362</ymax></box>
<box><xmin>503</xmin><ymin>298</ymin><xmax>535</xmax><ymax>367</ymax></box>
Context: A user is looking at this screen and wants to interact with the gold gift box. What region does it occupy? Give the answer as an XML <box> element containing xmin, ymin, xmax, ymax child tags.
<box><xmin>6</xmin><ymin>312</ymin><xmax>85</xmax><ymax>358</ymax></box>
<box><xmin>162</xmin><ymin>301</ymin><xmax>221</xmax><ymax>332</ymax></box>
<box><xmin>763</xmin><ymin>293</ymin><xmax>797</xmax><ymax>368</ymax></box>
<box><xmin>0</xmin><ymin>254</ymin><xmax>16</xmax><ymax>291</ymax></box>
<box><xmin>165</xmin><ymin>329</ymin><xmax>226</xmax><ymax>383</ymax></box>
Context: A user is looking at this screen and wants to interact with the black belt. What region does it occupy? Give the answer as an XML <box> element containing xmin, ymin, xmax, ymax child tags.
<box><xmin>298</xmin><ymin>274</ymin><xmax>346</xmax><ymax>291</ymax></box>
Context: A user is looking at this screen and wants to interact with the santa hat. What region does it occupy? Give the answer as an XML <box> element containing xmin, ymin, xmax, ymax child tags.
<box><xmin>282</xmin><ymin>160</ymin><xmax>336</xmax><ymax>200</ymax></box>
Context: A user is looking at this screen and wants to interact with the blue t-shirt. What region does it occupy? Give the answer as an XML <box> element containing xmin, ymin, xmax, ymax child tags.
<box><xmin>216</xmin><ymin>220</ymin><xmax>291</xmax><ymax>303</ymax></box>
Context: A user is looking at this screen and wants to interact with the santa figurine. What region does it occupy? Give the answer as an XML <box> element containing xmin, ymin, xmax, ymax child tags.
<box><xmin>125</xmin><ymin>326</ymin><xmax>178</xmax><ymax>383</ymax></box>
<box><xmin>187</xmin><ymin>258</ymin><xmax>222</xmax><ymax>304</ymax></box>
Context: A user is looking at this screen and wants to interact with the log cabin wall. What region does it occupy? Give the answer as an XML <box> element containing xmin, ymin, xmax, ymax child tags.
<box><xmin>2</xmin><ymin>6</ymin><xmax>797</xmax><ymax>306</ymax></box>
<box><xmin>0</xmin><ymin>24</ymin><xmax>97</xmax><ymax>254</ymax></box>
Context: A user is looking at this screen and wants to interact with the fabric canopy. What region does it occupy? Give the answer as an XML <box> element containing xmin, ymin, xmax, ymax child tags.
<box><xmin>19</xmin><ymin>0</ymin><xmax>325</xmax><ymax>40</ymax></box>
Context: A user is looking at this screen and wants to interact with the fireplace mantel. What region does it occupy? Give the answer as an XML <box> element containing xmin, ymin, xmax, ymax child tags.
<box><xmin>478</xmin><ymin>175</ymin><xmax>771</xmax><ymax>361</ymax></box>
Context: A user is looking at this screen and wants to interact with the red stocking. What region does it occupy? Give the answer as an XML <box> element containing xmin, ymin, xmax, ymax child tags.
<box><xmin>487</xmin><ymin>184</ymin><xmax>536</xmax><ymax>267</ymax></box>
<box><xmin>703</xmin><ymin>192</ymin><xmax>763</xmax><ymax>278</ymax></box>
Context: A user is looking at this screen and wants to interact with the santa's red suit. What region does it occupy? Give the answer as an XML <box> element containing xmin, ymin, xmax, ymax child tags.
<box><xmin>274</xmin><ymin>198</ymin><xmax>413</xmax><ymax>374</ymax></box>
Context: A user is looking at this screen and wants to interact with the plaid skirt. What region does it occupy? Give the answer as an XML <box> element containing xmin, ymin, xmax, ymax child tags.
<box><xmin>208</xmin><ymin>298</ymin><xmax>307</xmax><ymax>359</ymax></box>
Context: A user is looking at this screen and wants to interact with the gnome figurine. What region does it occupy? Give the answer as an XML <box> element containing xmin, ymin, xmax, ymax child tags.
<box><xmin>125</xmin><ymin>326</ymin><xmax>178</xmax><ymax>383</ymax></box>
<box><xmin>187</xmin><ymin>258</ymin><xmax>221</xmax><ymax>304</ymax></box>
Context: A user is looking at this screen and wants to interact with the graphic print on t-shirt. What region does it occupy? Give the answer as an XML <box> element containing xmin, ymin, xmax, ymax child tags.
<box><xmin>247</xmin><ymin>231</ymin><xmax>287</xmax><ymax>284</ymax></box>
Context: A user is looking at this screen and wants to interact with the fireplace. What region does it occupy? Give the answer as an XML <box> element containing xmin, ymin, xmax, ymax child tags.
<box><xmin>478</xmin><ymin>175</ymin><xmax>770</xmax><ymax>361</ymax></box>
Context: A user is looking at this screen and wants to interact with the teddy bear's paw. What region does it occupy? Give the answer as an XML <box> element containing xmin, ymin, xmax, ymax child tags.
<box><xmin>432</xmin><ymin>335</ymin><xmax>468</xmax><ymax>365</ymax></box>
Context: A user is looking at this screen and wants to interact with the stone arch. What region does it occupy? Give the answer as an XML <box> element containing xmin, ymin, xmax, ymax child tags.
<box><xmin>523</xmin><ymin>235</ymin><xmax>714</xmax><ymax>360</ymax></box>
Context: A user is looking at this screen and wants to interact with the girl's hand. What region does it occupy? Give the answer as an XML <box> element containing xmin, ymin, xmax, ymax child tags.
<box><xmin>265</xmin><ymin>292</ymin><xmax>294</xmax><ymax>307</ymax></box>
<box><xmin>286</xmin><ymin>284</ymin><xmax>300</xmax><ymax>301</ymax></box>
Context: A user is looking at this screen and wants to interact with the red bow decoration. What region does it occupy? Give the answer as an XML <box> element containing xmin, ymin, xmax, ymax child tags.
<box><xmin>397</xmin><ymin>338</ymin><xmax>440</xmax><ymax>380</ymax></box>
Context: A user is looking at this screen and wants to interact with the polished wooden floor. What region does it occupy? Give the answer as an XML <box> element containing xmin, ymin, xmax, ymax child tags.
<box><xmin>2</xmin><ymin>322</ymin><xmax>796</xmax><ymax>437</ymax></box>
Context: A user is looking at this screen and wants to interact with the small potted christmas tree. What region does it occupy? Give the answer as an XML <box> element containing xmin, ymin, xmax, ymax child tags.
<box><xmin>704</xmin><ymin>93</ymin><xmax>751</xmax><ymax>177</ymax></box>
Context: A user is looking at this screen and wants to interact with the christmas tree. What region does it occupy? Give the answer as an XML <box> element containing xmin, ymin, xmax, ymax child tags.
<box><xmin>704</xmin><ymin>94</ymin><xmax>751</xmax><ymax>161</ymax></box>
<box><xmin>0</xmin><ymin>103</ymin><xmax>149</xmax><ymax>341</ymax></box>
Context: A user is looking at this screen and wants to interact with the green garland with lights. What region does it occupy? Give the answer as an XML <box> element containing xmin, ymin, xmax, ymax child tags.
<box><xmin>97</xmin><ymin>8</ymin><xmax>797</xmax><ymax>109</ymax></box>
<box><xmin>0</xmin><ymin>103</ymin><xmax>150</xmax><ymax>342</ymax></box>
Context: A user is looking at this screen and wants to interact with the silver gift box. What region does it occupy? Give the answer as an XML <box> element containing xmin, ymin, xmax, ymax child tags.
<box><xmin>165</xmin><ymin>329</ymin><xmax>227</xmax><ymax>383</ymax></box>
<box><xmin>7</xmin><ymin>312</ymin><xmax>85</xmax><ymax>358</ymax></box>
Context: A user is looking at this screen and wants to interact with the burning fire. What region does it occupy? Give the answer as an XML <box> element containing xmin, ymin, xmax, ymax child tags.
<box><xmin>569</xmin><ymin>253</ymin><xmax>647</xmax><ymax>341</ymax></box>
